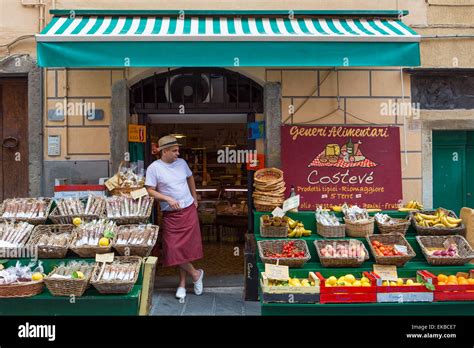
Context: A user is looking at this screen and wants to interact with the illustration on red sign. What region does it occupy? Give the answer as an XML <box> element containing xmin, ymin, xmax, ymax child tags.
<box><xmin>281</xmin><ymin>125</ymin><xmax>402</xmax><ymax>210</ymax></box>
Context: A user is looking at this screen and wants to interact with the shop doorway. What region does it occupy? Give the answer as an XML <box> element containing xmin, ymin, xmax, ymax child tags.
<box><xmin>129</xmin><ymin>68</ymin><xmax>263</xmax><ymax>281</ymax></box>
<box><xmin>433</xmin><ymin>130</ymin><xmax>474</xmax><ymax>214</ymax></box>
<box><xmin>0</xmin><ymin>77</ymin><xmax>29</xmax><ymax>200</ymax></box>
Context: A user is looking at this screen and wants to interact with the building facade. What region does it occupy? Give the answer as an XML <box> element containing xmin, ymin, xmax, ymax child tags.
<box><xmin>0</xmin><ymin>0</ymin><xmax>473</xmax><ymax>210</ymax></box>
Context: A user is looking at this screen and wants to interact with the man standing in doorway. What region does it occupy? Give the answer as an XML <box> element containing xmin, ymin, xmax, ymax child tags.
<box><xmin>146</xmin><ymin>135</ymin><xmax>204</xmax><ymax>300</ymax></box>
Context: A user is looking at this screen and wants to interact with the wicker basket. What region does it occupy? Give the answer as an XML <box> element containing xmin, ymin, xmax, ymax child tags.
<box><xmin>376</xmin><ymin>218</ymin><xmax>410</xmax><ymax>235</ymax></box>
<box><xmin>26</xmin><ymin>224</ymin><xmax>74</xmax><ymax>258</ymax></box>
<box><xmin>0</xmin><ymin>198</ymin><xmax>52</xmax><ymax>225</ymax></box>
<box><xmin>314</xmin><ymin>239</ymin><xmax>369</xmax><ymax>267</ymax></box>
<box><xmin>0</xmin><ymin>221</ymin><xmax>35</xmax><ymax>258</ymax></box>
<box><xmin>69</xmin><ymin>231</ymin><xmax>116</xmax><ymax>258</ymax></box>
<box><xmin>44</xmin><ymin>264</ymin><xmax>94</xmax><ymax>297</ymax></box>
<box><xmin>410</xmin><ymin>209</ymin><xmax>466</xmax><ymax>236</ymax></box>
<box><xmin>254</xmin><ymin>168</ymin><xmax>284</xmax><ymax>185</ymax></box>
<box><xmin>48</xmin><ymin>198</ymin><xmax>106</xmax><ymax>224</ymax></box>
<box><xmin>90</xmin><ymin>256</ymin><xmax>142</xmax><ymax>294</ymax></box>
<box><xmin>367</xmin><ymin>233</ymin><xmax>416</xmax><ymax>266</ymax></box>
<box><xmin>0</xmin><ymin>280</ymin><xmax>44</xmax><ymax>298</ymax></box>
<box><xmin>257</xmin><ymin>240</ymin><xmax>310</xmax><ymax>268</ymax></box>
<box><xmin>416</xmin><ymin>235</ymin><xmax>474</xmax><ymax>266</ymax></box>
<box><xmin>109</xmin><ymin>161</ymin><xmax>145</xmax><ymax>196</ymax></box>
<box><xmin>344</xmin><ymin>217</ymin><xmax>374</xmax><ymax>238</ymax></box>
<box><xmin>114</xmin><ymin>225</ymin><xmax>159</xmax><ymax>257</ymax></box>
<box><xmin>106</xmin><ymin>197</ymin><xmax>154</xmax><ymax>225</ymax></box>
<box><xmin>316</xmin><ymin>222</ymin><xmax>345</xmax><ymax>238</ymax></box>
<box><xmin>260</xmin><ymin>216</ymin><xmax>288</xmax><ymax>237</ymax></box>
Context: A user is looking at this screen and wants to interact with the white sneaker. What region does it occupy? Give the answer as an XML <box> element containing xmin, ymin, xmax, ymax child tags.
<box><xmin>175</xmin><ymin>287</ymin><xmax>186</xmax><ymax>300</ymax></box>
<box><xmin>193</xmin><ymin>269</ymin><xmax>204</xmax><ymax>296</ymax></box>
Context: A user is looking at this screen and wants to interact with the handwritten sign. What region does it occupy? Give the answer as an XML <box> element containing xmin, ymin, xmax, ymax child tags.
<box><xmin>96</xmin><ymin>253</ymin><xmax>114</xmax><ymax>263</ymax></box>
<box><xmin>281</xmin><ymin>125</ymin><xmax>402</xmax><ymax>210</ymax></box>
<box><xmin>131</xmin><ymin>187</ymin><xmax>148</xmax><ymax>200</ymax></box>
<box><xmin>271</xmin><ymin>207</ymin><xmax>285</xmax><ymax>218</ymax></box>
<box><xmin>373</xmin><ymin>264</ymin><xmax>398</xmax><ymax>281</ymax></box>
<box><xmin>394</xmin><ymin>245</ymin><xmax>408</xmax><ymax>255</ymax></box>
<box><xmin>264</xmin><ymin>263</ymin><xmax>289</xmax><ymax>281</ymax></box>
<box><xmin>283</xmin><ymin>195</ymin><xmax>300</xmax><ymax>212</ymax></box>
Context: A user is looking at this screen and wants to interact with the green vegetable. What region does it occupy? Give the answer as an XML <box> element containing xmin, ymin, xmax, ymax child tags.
<box><xmin>104</xmin><ymin>230</ymin><xmax>115</xmax><ymax>239</ymax></box>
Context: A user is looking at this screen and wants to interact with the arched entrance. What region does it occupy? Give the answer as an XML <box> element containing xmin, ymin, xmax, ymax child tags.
<box><xmin>130</xmin><ymin>68</ymin><xmax>263</xmax><ymax>285</ymax></box>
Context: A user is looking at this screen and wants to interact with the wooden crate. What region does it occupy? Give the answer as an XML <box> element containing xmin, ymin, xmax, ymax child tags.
<box><xmin>371</xmin><ymin>271</ymin><xmax>434</xmax><ymax>303</ymax></box>
<box><xmin>424</xmin><ymin>270</ymin><xmax>474</xmax><ymax>302</ymax></box>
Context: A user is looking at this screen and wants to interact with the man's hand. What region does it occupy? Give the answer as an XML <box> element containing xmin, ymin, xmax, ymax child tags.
<box><xmin>166</xmin><ymin>197</ymin><xmax>181</xmax><ymax>210</ymax></box>
<box><xmin>194</xmin><ymin>198</ymin><xmax>199</xmax><ymax>208</ymax></box>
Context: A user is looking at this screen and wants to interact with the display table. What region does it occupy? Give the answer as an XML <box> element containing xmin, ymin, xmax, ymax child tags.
<box><xmin>0</xmin><ymin>257</ymin><xmax>157</xmax><ymax>316</ymax></box>
<box><xmin>254</xmin><ymin>210</ymin><xmax>474</xmax><ymax>316</ymax></box>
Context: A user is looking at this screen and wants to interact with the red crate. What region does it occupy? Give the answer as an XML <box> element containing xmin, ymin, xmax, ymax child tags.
<box><xmin>423</xmin><ymin>270</ymin><xmax>474</xmax><ymax>302</ymax></box>
<box><xmin>371</xmin><ymin>271</ymin><xmax>434</xmax><ymax>294</ymax></box>
<box><xmin>316</xmin><ymin>271</ymin><xmax>377</xmax><ymax>304</ymax></box>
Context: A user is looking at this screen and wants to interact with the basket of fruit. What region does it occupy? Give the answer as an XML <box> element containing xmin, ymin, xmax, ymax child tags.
<box><xmin>424</xmin><ymin>270</ymin><xmax>474</xmax><ymax>301</ymax></box>
<box><xmin>114</xmin><ymin>224</ymin><xmax>159</xmax><ymax>257</ymax></box>
<box><xmin>260</xmin><ymin>272</ymin><xmax>320</xmax><ymax>303</ymax></box>
<box><xmin>0</xmin><ymin>197</ymin><xmax>52</xmax><ymax>225</ymax></box>
<box><xmin>416</xmin><ymin>235</ymin><xmax>474</xmax><ymax>266</ymax></box>
<box><xmin>70</xmin><ymin>220</ymin><xmax>117</xmax><ymax>258</ymax></box>
<box><xmin>257</xmin><ymin>240</ymin><xmax>310</xmax><ymax>268</ymax></box>
<box><xmin>367</xmin><ymin>233</ymin><xmax>416</xmax><ymax>266</ymax></box>
<box><xmin>316</xmin><ymin>272</ymin><xmax>377</xmax><ymax>304</ymax></box>
<box><xmin>48</xmin><ymin>196</ymin><xmax>105</xmax><ymax>225</ymax></box>
<box><xmin>314</xmin><ymin>239</ymin><xmax>369</xmax><ymax>268</ymax></box>
<box><xmin>260</xmin><ymin>215</ymin><xmax>289</xmax><ymax>238</ymax></box>
<box><xmin>26</xmin><ymin>224</ymin><xmax>74</xmax><ymax>258</ymax></box>
<box><xmin>375</xmin><ymin>213</ymin><xmax>410</xmax><ymax>235</ymax></box>
<box><xmin>44</xmin><ymin>260</ymin><xmax>94</xmax><ymax>297</ymax></box>
<box><xmin>411</xmin><ymin>208</ymin><xmax>465</xmax><ymax>236</ymax></box>
<box><xmin>90</xmin><ymin>256</ymin><xmax>142</xmax><ymax>294</ymax></box>
<box><xmin>0</xmin><ymin>262</ymin><xmax>45</xmax><ymax>298</ymax></box>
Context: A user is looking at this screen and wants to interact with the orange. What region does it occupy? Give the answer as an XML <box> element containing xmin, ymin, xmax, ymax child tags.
<box><xmin>458</xmin><ymin>278</ymin><xmax>469</xmax><ymax>285</ymax></box>
<box><xmin>437</xmin><ymin>274</ymin><xmax>448</xmax><ymax>283</ymax></box>
<box><xmin>447</xmin><ymin>281</ymin><xmax>458</xmax><ymax>286</ymax></box>
<box><xmin>468</xmin><ymin>279</ymin><xmax>474</xmax><ymax>285</ymax></box>
<box><xmin>447</xmin><ymin>275</ymin><xmax>457</xmax><ymax>283</ymax></box>
<box><xmin>438</xmin><ymin>281</ymin><xmax>446</xmax><ymax>286</ymax></box>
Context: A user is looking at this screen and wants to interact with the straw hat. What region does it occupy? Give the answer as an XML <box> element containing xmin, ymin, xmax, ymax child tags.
<box><xmin>157</xmin><ymin>135</ymin><xmax>182</xmax><ymax>151</ymax></box>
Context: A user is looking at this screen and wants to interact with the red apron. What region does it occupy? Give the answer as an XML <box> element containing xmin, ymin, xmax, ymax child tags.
<box><xmin>161</xmin><ymin>204</ymin><xmax>203</xmax><ymax>267</ymax></box>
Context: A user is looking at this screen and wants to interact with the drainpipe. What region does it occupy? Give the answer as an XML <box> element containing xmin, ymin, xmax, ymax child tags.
<box><xmin>64</xmin><ymin>68</ymin><xmax>70</xmax><ymax>159</ymax></box>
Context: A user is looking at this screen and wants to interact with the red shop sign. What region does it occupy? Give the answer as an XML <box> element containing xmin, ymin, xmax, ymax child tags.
<box><xmin>281</xmin><ymin>125</ymin><xmax>402</xmax><ymax>210</ymax></box>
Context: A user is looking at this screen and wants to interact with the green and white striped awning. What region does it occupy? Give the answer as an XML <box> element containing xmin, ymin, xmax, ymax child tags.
<box><xmin>36</xmin><ymin>15</ymin><xmax>421</xmax><ymax>67</ymax></box>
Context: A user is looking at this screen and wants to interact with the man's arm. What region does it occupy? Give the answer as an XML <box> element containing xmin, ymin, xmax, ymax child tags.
<box><xmin>146</xmin><ymin>186</ymin><xmax>181</xmax><ymax>210</ymax></box>
<box><xmin>186</xmin><ymin>175</ymin><xmax>199</xmax><ymax>208</ymax></box>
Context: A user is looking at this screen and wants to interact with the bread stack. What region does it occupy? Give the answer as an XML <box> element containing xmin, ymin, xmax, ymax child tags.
<box><xmin>253</xmin><ymin>168</ymin><xmax>286</xmax><ymax>212</ymax></box>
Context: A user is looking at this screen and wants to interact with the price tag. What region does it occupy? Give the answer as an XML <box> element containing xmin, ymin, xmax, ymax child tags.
<box><xmin>373</xmin><ymin>264</ymin><xmax>398</xmax><ymax>281</ymax></box>
<box><xmin>283</xmin><ymin>195</ymin><xmax>300</xmax><ymax>212</ymax></box>
<box><xmin>271</xmin><ymin>207</ymin><xmax>285</xmax><ymax>218</ymax></box>
<box><xmin>130</xmin><ymin>187</ymin><xmax>148</xmax><ymax>200</ymax></box>
<box><xmin>96</xmin><ymin>253</ymin><xmax>114</xmax><ymax>263</ymax></box>
<box><xmin>104</xmin><ymin>174</ymin><xmax>119</xmax><ymax>191</ymax></box>
<box><xmin>264</xmin><ymin>263</ymin><xmax>289</xmax><ymax>281</ymax></box>
<box><xmin>394</xmin><ymin>244</ymin><xmax>408</xmax><ymax>255</ymax></box>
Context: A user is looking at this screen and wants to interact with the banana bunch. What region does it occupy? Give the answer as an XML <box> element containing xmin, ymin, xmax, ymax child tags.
<box><xmin>287</xmin><ymin>217</ymin><xmax>312</xmax><ymax>238</ymax></box>
<box><xmin>414</xmin><ymin>209</ymin><xmax>462</xmax><ymax>228</ymax></box>
<box><xmin>399</xmin><ymin>200</ymin><xmax>424</xmax><ymax>212</ymax></box>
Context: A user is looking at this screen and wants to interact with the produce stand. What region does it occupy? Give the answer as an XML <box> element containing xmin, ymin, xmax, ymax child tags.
<box><xmin>0</xmin><ymin>257</ymin><xmax>157</xmax><ymax>316</ymax></box>
<box><xmin>254</xmin><ymin>210</ymin><xmax>474</xmax><ymax>316</ymax></box>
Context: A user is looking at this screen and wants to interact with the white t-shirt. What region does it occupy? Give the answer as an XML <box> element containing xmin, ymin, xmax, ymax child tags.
<box><xmin>145</xmin><ymin>158</ymin><xmax>194</xmax><ymax>211</ymax></box>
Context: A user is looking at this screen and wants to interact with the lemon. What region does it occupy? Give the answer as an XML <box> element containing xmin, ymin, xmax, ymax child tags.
<box><xmin>406</xmin><ymin>279</ymin><xmax>414</xmax><ymax>286</ymax></box>
<box><xmin>360</xmin><ymin>276</ymin><xmax>369</xmax><ymax>283</ymax></box>
<box><xmin>344</xmin><ymin>274</ymin><xmax>356</xmax><ymax>284</ymax></box>
<box><xmin>390</xmin><ymin>281</ymin><xmax>397</xmax><ymax>286</ymax></box>
<box><xmin>73</xmin><ymin>271</ymin><xmax>84</xmax><ymax>279</ymax></box>
<box><xmin>382</xmin><ymin>281</ymin><xmax>389</xmax><ymax>286</ymax></box>
<box><xmin>72</xmin><ymin>217</ymin><xmax>82</xmax><ymax>226</ymax></box>
<box><xmin>327</xmin><ymin>276</ymin><xmax>337</xmax><ymax>286</ymax></box>
<box><xmin>337</xmin><ymin>276</ymin><xmax>346</xmax><ymax>283</ymax></box>
<box><xmin>397</xmin><ymin>278</ymin><xmax>404</xmax><ymax>286</ymax></box>
<box><xmin>352</xmin><ymin>280</ymin><xmax>362</xmax><ymax>287</ymax></box>
<box><xmin>31</xmin><ymin>272</ymin><xmax>43</xmax><ymax>281</ymax></box>
<box><xmin>362</xmin><ymin>282</ymin><xmax>371</xmax><ymax>287</ymax></box>
<box><xmin>99</xmin><ymin>237</ymin><xmax>110</xmax><ymax>247</ymax></box>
